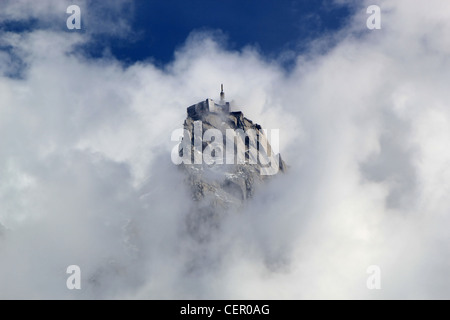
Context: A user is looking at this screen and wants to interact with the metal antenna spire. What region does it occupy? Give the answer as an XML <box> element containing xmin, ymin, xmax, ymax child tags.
<box><xmin>220</xmin><ymin>84</ymin><xmax>225</xmax><ymax>102</ymax></box>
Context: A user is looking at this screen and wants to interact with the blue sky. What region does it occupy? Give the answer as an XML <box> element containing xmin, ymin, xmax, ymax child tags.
<box><xmin>79</xmin><ymin>0</ymin><xmax>354</xmax><ymax>64</ymax></box>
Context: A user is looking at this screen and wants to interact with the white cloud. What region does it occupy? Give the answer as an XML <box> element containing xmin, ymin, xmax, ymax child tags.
<box><xmin>0</xmin><ymin>0</ymin><xmax>449</xmax><ymax>299</ymax></box>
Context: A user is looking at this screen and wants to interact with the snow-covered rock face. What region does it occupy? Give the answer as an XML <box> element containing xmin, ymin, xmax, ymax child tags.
<box><xmin>175</xmin><ymin>98</ymin><xmax>286</xmax><ymax>228</ymax></box>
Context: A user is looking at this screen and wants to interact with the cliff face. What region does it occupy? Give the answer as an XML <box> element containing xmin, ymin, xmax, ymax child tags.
<box><xmin>174</xmin><ymin>98</ymin><xmax>286</xmax><ymax>230</ymax></box>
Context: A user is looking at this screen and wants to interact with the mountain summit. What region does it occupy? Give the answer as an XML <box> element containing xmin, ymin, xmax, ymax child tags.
<box><xmin>173</xmin><ymin>87</ymin><xmax>286</xmax><ymax>223</ymax></box>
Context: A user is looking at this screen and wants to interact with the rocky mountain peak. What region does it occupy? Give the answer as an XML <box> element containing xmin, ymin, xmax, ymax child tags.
<box><xmin>173</xmin><ymin>89</ymin><xmax>286</xmax><ymax>220</ymax></box>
